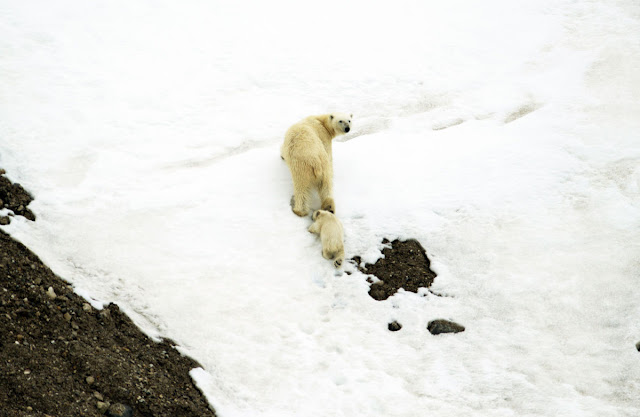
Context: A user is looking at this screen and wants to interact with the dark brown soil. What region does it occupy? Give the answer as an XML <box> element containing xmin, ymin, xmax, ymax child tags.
<box><xmin>0</xmin><ymin>170</ymin><xmax>216</xmax><ymax>417</ymax></box>
<box><xmin>0</xmin><ymin>172</ymin><xmax>35</xmax><ymax>222</ymax></box>
<box><xmin>352</xmin><ymin>238</ymin><xmax>437</xmax><ymax>301</ymax></box>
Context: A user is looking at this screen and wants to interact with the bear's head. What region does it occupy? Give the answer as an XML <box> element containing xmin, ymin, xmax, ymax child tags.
<box><xmin>330</xmin><ymin>113</ymin><xmax>353</xmax><ymax>134</ymax></box>
<box><xmin>312</xmin><ymin>209</ymin><xmax>334</xmax><ymax>221</ymax></box>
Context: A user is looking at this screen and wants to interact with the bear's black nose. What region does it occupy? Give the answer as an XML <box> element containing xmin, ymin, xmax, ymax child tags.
<box><xmin>345</xmin><ymin>127</ymin><xmax>350</xmax><ymax>133</ymax></box>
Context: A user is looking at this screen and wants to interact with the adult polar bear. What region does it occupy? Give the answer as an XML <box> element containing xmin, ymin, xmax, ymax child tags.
<box><xmin>281</xmin><ymin>113</ymin><xmax>352</xmax><ymax>217</ymax></box>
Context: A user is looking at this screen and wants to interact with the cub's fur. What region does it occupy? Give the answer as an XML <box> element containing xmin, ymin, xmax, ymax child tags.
<box><xmin>308</xmin><ymin>209</ymin><xmax>345</xmax><ymax>268</ymax></box>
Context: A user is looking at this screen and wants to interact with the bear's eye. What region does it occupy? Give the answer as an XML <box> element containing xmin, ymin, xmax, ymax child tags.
<box><xmin>339</xmin><ymin>120</ymin><xmax>343</xmax><ymax>123</ymax></box>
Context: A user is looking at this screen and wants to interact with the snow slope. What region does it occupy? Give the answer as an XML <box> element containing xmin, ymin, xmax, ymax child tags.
<box><xmin>1</xmin><ymin>0</ymin><xmax>639</xmax><ymax>416</ymax></box>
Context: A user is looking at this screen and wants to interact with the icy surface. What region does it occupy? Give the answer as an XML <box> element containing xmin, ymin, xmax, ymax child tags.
<box><xmin>1</xmin><ymin>0</ymin><xmax>639</xmax><ymax>416</ymax></box>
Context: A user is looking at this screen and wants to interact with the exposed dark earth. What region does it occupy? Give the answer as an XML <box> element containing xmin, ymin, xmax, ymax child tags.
<box><xmin>0</xmin><ymin>171</ymin><xmax>216</xmax><ymax>417</ymax></box>
<box><xmin>0</xmin><ymin>171</ymin><xmax>36</xmax><ymax>224</ymax></box>
<box><xmin>352</xmin><ymin>238</ymin><xmax>465</xmax><ymax>334</ymax></box>
<box><xmin>352</xmin><ymin>238</ymin><xmax>438</xmax><ymax>301</ymax></box>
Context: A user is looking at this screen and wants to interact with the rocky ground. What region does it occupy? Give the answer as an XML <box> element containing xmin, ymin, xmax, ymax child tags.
<box><xmin>351</xmin><ymin>238</ymin><xmax>466</xmax><ymax>335</ymax></box>
<box><xmin>352</xmin><ymin>238</ymin><xmax>438</xmax><ymax>301</ymax></box>
<box><xmin>0</xmin><ymin>171</ymin><xmax>216</xmax><ymax>417</ymax></box>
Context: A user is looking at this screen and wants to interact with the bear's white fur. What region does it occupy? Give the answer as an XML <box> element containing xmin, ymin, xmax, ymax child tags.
<box><xmin>308</xmin><ymin>209</ymin><xmax>345</xmax><ymax>268</ymax></box>
<box><xmin>281</xmin><ymin>113</ymin><xmax>352</xmax><ymax>216</ymax></box>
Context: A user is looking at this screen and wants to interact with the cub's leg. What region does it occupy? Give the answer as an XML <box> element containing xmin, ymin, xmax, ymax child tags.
<box><xmin>333</xmin><ymin>249</ymin><xmax>345</xmax><ymax>269</ymax></box>
<box><xmin>308</xmin><ymin>221</ymin><xmax>320</xmax><ymax>234</ymax></box>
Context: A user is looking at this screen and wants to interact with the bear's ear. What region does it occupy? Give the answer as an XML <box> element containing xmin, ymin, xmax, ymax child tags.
<box><xmin>350</xmin><ymin>114</ymin><xmax>353</xmax><ymax>118</ymax></box>
<box><xmin>330</xmin><ymin>115</ymin><xmax>334</xmax><ymax>120</ymax></box>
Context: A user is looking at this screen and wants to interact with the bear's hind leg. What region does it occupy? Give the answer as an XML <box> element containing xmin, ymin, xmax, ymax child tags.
<box><xmin>290</xmin><ymin>194</ymin><xmax>310</xmax><ymax>217</ymax></box>
<box><xmin>288</xmin><ymin>163</ymin><xmax>314</xmax><ymax>217</ymax></box>
<box><xmin>318</xmin><ymin>176</ymin><xmax>335</xmax><ymax>213</ymax></box>
<box><xmin>290</xmin><ymin>181</ymin><xmax>311</xmax><ymax>218</ymax></box>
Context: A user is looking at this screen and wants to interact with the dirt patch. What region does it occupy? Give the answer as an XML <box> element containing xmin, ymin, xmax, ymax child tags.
<box><xmin>352</xmin><ymin>238</ymin><xmax>437</xmax><ymax>301</ymax></box>
<box><xmin>0</xmin><ymin>171</ymin><xmax>216</xmax><ymax>417</ymax></box>
<box><xmin>0</xmin><ymin>170</ymin><xmax>36</xmax><ymax>222</ymax></box>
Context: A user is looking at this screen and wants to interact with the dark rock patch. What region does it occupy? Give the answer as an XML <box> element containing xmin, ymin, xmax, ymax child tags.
<box><xmin>388</xmin><ymin>321</ymin><xmax>402</xmax><ymax>332</ymax></box>
<box><xmin>0</xmin><ymin>169</ymin><xmax>216</xmax><ymax>416</ymax></box>
<box><xmin>0</xmin><ymin>171</ymin><xmax>36</xmax><ymax>221</ymax></box>
<box><xmin>427</xmin><ymin>319</ymin><xmax>465</xmax><ymax>335</ymax></box>
<box><xmin>352</xmin><ymin>238</ymin><xmax>437</xmax><ymax>301</ymax></box>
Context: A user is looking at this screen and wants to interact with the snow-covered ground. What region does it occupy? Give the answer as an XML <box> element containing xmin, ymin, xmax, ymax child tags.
<box><xmin>1</xmin><ymin>0</ymin><xmax>639</xmax><ymax>415</ymax></box>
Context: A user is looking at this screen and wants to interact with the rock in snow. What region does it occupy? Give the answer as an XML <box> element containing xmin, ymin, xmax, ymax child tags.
<box><xmin>427</xmin><ymin>319</ymin><xmax>465</xmax><ymax>335</ymax></box>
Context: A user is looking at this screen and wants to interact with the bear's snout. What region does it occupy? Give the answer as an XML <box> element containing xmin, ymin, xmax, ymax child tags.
<box><xmin>345</xmin><ymin>127</ymin><xmax>350</xmax><ymax>133</ymax></box>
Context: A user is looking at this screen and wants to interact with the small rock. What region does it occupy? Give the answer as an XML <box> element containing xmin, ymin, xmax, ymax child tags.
<box><xmin>636</xmin><ymin>341</ymin><xmax>640</xmax><ymax>352</ymax></box>
<box><xmin>83</xmin><ymin>303</ymin><xmax>93</xmax><ymax>312</ymax></box>
<box><xmin>86</xmin><ymin>376</ymin><xmax>95</xmax><ymax>385</ymax></box>
<box><xmin>71</xmin><ymin>322</ymin><xmax>79</xmax><ymax>330</ymax></box>
<box><xmin>97</xmin><ymin>401</ymin><xmax>110</xmax><ymax>414</ymax></box>
<box><xmin>427</xmin><ymin>319</ymin><xmax>465</xmax><ymax>335</ymax></box>
<box><xmin>0</xmin><ymin>216</ymin><xmax>9</xmax><ymax>226</ymax></box>
<box><xmin>388</xmin><ymin>321</ymin><xmax>402</xmax><ymax>331</ymax></box>
<box><xmin>26</xmin><ymin>406</ymin><xmax>33</xmax><ymax>412</ymax></box>
<box><xmin>46</xmin><ymin>287</ymin><xmax>57</xmax><ymax>300</ymax></box>
<box><xmin>24</xmin><ymin>369</ymin><xmax>31</xmax><ymax>375</ymax></box>
<box><xmin>106</xmin><ymin>403</ymin><xmax>133</xmax><ymax>417</ymax></box>
<box><xmin>34</xmin><ymin>277</ymin><xmax>42</xmax><ymax>285</ymax></box>
<box><xmin>369</xmin><ymin>288</ymin><xmax>386</xmax><ymax>300</ymax></box>
<box><xmin>94</xmin><ymin>391</ymin><xmax>104</xmax><ymax>401</ymax></box>
<box><xmin>63</xmin><ymin>312</ymin><xmax>72</xmax><ymax>321</ymax></box>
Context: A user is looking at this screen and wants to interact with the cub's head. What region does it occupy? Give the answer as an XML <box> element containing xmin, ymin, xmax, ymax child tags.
<box><xmin>312</xmin><ymin>209</ymin><xmax>333</xmax><ymax>221</ymax></box>
<box><xmin>329</xmin><ymin>113</ymin><xmax>353</xmax><ymax>134</ymax></box>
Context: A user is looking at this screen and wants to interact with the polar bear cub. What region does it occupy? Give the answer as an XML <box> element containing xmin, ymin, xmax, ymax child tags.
<box><xmin>308</xmin><ymin>209</ymin><xmax>345</xmax><ymax>268</ymax></box>
<box><xmin>281</xmin><ymin>113</ymin><xmax>353</xmax><ymax>217</ymax></box>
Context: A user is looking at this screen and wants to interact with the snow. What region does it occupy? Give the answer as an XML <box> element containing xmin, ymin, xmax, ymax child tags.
<box><xmin>1</xmin><ymin>0</ymin><xmax>640</xmax><ymax>416</ymax></box>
